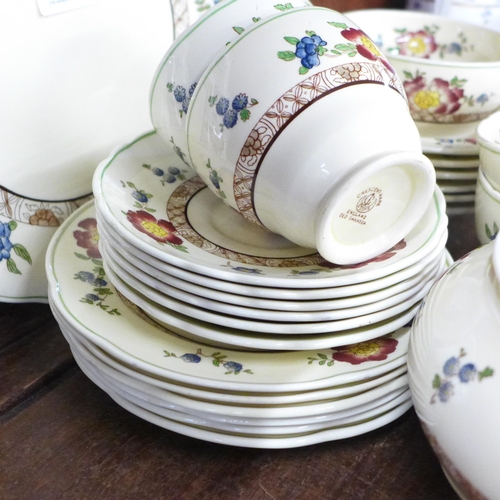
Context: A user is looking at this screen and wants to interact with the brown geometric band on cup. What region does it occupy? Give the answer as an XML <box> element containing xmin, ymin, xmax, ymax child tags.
<box><xmin>0</xmin><ymin>186</ymin><xmax>93</xmax><ymax>227</ymax></box>
<box><xmin>166</xmin><ymin>175</ymin><xmax>326</xmax><ymax>267</ymax></box>
<box><xmin>232</xmin><ymin>61</ymin><xmax>406</xmax><ymax>227</ymax></box>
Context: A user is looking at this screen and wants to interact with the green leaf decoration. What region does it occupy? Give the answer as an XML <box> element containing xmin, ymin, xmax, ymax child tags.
<box><xmin>252</xmin><ymin>17</ymin><xmax>261</xmax><ymax>23</ymax></box>
<box><xmin>8</xmin><ymin>220</ymin><xmax>18</xmax><ymax>231</ymax></box>
<box><xmin>317</xmin><ymin>46</ymin><xmax>327</xmax><ymax>56</ymax></box>
<box><xmin>348</xmin><ymin>51</ymin><xmax>357</xmax><ymax>57</ymax></box>
<box><xmin>432</xmin><ymin>374</ymin><xmax>442</xmax><ymax>389</ymax></box>
<box><xmin>494</xmin><ymin>222</ymin><xmax>499</xmax><ymax>235</ymax></box>
<box><xmin>166</xmin><ymin>83</ymin><xmax>174</xmax><ymax>92</ymax></box>
<box><xmin>486</xmin><ymin>223</ymin><xmax>493</xmax><ymax>240</ymax></box>
<box><xmin>92</xmin><ymin>258</ymin><xmax>103</xmax><ymax>266</ymax></box>
<box><xmin>403</xmin><ymin>70</ymin><xmax>414</xmax><ymax>80</ymax></box>
<box><xmin>299</xmin><ymin>66</ymin><xmax>309</xmax><ymax>75</ymax></box>
<box><xmin>319</xmin><ymin>360</ymin><xmax>326</xmax><ymax>365</ymax></box>
<box><xmin>334</xmin><ymin>43</ymin><xmax>354</xmax><ymax>52</ymax></box>
<box><xmin>305</xmin><ymin>30</ymin><xmax>316</xmax><ymax>37</ymax></box>
<box><xmin>13</xmin><ymin>244</ymin><xmax>32</xmax><ymax>265</ymax></box>
<box><xmin>233</xmin><ymin>26</ymin><xmax>244</xmax><ymax>35</ymax></box>
<box><xmin>278</xmin><ymin>50</ymin><xmax>296</xmax><ymax>61</ymax></box>
<box><xmin>244</xmin><ymin>369</ymin><xmax>254</xmax><ymax>374</ymax></box>
<box><xmin>240</xmin><ymin>109</ymin><xmax>250</xmax><ymax>122</ymax></box>
<box><xmin>213</xmin><ymin>359</ymin><xmax>220</xmax><ymax>367</ymax></box>
<box><xmin>317</xmin><ymin>353</ymin><xmax>328</xmax><ymax>360</ymax></box>
<box><xmin>250</xmin><ymin>98</ymin><xmax>258</xmax><ymax>106</ymax></box>
<box><xmin>75</xmin><ymin>252</ymin><xmax>91</xmax><ymax>261</ymax></box>
<box><xmin>208</xmin><ymin>95</ymin><xmax>217</xmax><ymax>107</ymax></box>
<box><xmin>284</xmin><ymin>36</ymin><xmax>299</xmax><ymax>46</ymax></box>
<box><xmin>330</xmin><ymin>49</ymin><xmax>341</xmax><ymax>55</ymax></box>
<box><xmin>6</xmin><ymin>258</ymin><xmax>21</xmax><ymax>275</ymax></box>
<box><xmin>479</xmin><ymin>367</ymin><xmax>494</xmax><ymax>381</ymax></box>
<box><xmin>328</xmin><ymin>21</ymin><xmax>348</xmax><ymax>30</ymax></box>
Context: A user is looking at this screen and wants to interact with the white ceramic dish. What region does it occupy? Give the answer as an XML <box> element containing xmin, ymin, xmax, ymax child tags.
<box><xmin>475</xmin><ymin>168</ymin><xmax>500</xmax><ymax>244</ymax></box>
<box><xmin>476</xmin><ymin>110</ymin><xmax>500</xmax><ymax>191</ymax></box>
<box><xmin>60</xmin><ymin>320</ymin><xmax>409</xmax><ymax>406</ymax></box>
<box><xmin>46</xmin><ymin>200</ymin><xmax>414</xmax><ymax>392</ymax></box>
<box><xmin>97</xmin><ymin>212</ymin><xmax>449</xmax><ymax>301</ymax></box>
<box><xmin>434</xmin><ymin>168</ymin><xmax>478</xmax><ymax>181</ymax></box>
<box><xmin>437</xmin><ymin>180</ymin><xmax>477</xmax><ymax>194</ymax></box>
<box><xmin>408</xmin><ymin>240</ymin><xmax>500</xmax><ymax>499</ymax></box>
<box><xmin>93</xmin><ymin>131</ymin><xmax>448</xmax><ymax>288</ymax></box>
<box><xmin>102</xmin><ymin>239</ymin><xmax>444</xmax><ymax>324</ymax></box>
<box><xmin>101</xmin><ymin>233</ymin><xmax>444</xmax><ymax>311</ymax></box>
<box><xmin>151</xmin><ymin>0</ymin><xmax>310</xmax><ymax>166</ymax></box>
<box><xmin>425</xmin><ymin>153</ymin><xmax>479</xmax><ymax>169</ymax></box>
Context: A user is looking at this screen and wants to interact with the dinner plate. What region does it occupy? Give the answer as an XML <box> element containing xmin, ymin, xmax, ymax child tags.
<box><xmin>97</xmin><ymin>212</ymin><xmax>450</xmax><ymax>300</ymax></box>
<box><xmin>435</xmin><ymin>168</ymin><xmax>478</xmax><ymax>181</ymax></box>
<box><xmin>94</xmin><ymin>131</ymin><xmax>448</xmax><ymax>288</ymax></box>
<box><xmin>438</xmin><ymin>181</ymin><xmax>477</xmax><ymax>194</ymax></box>
<box><xmin>101</xmin><ymin>233</ymin><xmax>444</xmax><ymax>311</ymax></box>
<box><xmin>59</xmin><ymin>320</ymin><xmax>409</xmax><ymax>406</ymax></box>
<box><xmin>101</xmin><ymin>240</ymin><xmax>445</xmax><ymax>323</ymax></box>
<box><xmin>46</xmin><ymin>200</ymin><xmax>414</xmax><ymax>392</ymax></box>
<box><xmin>418</xmin><ymin>122</ymin><xmax>480</xmax><ymax>156</ymax></box>
<box><xmin>424</xmin><ymin>153</ymin><xmax>480</xmax><ymax>169</ymax></box>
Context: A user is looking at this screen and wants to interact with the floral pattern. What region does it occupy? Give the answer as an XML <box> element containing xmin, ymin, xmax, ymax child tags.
<box><xmin>164</xmin><ymin>348</ymin><xmax>253</xmax><ymax>375</ymax></box>
<box><xmin>142</xmin><ymin>163</ymin><xmax>187</xmax><ymax>186</ymax></box>
<box><xmin>307</xmin><ymin>335</ymin><xmax>398</xmax><ymax>366</ymax></box>
<box><xmin>485</xmin><ymin>222</ymin><xmax>499</xmax><ymax>241</ymax></box>
<box><xmin>73</xmin><ymin>218</ymin><xmax>101</xmax><ymax>260</ymax></box>
<box><xmin>208</xmin><ymin>93</ymin><xmax>258</xmax><ymax>132</ymax></box>
<box><xmin>126</xmin><ymin>210</ymin><xmax>188</xmax><ymax>252</ymax></box>
<box><xmin>431</xmin><ymin>348</ymin><xmax>494</xmax><ymax>404</ymax></box>
<box><xmin>29</xmin><ymin>209</ymin><xmax>60</xmax><ymax>227</ymax></box>
<box><xmin>220</xmin><ymin>261</ymin><xmax>264</xmax><ymax>274</ymax></box>
<box><xmin>205</xmin><ymin>159</ymin><xmax>226</xmax><ymax>199</ymax></box>
<box><xmin>121</xmin><ymin>181</ymin><xmax>155</xmax><ymax>213</ymax></box>
<box><xmin>0</xmin><ymin>221</ymin><xmax>32</xmax><ymax>275</ymax></box>
<box><xmin>167</xmin><ymin>81</ymin><xmax>197</xmax><ymax>118</ymax></box>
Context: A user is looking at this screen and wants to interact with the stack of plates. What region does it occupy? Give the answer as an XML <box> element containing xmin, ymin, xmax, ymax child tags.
<box><xmin>420</xmin><ymin>124</ymin><xmax>479</xmax><ymax>215</ymax></box>
<box><xmin>46</xmin><ymin>131</ymin><xmax>451</xmax><ymax>447</ymax></box>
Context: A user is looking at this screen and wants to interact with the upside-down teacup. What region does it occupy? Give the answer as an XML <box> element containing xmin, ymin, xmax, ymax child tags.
<box><xmin>186</xmin><ymin>6</ymin><xmax>435</xmax><ymax>265</ymax></box>
<box><xmin>477</xmin><ymin>111</ymin><xmax>500</xmax><ymax>192</ymax></box>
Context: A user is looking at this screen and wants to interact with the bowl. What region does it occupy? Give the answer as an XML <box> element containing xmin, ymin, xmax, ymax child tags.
<box><xmin>477</xmin><ymin>110</ymin><xmax>500</xmax><ymax>191</ymax></box>
<box><xmin>408</xmin><ymin>238</ymin><xmax>500</xmax><ymax>499</ymax></box>
<box><xmin>150</xmin><ymin>0</ymin><xmax>311</xmax><ymax>168</ymax></box>
<box><xmin>186</xmin><ymin>6</ymin><xmax>435</xmax><ymax>265</ymax></box>
<box><xmin>345</xmin><ymin>9</ymin><xmax>500</xmax><ymax>138</ymax></box>
<box><xmin>475</xmin><ymin>167</ymin><xmax>500</xmax><ymax>244</ymax></box>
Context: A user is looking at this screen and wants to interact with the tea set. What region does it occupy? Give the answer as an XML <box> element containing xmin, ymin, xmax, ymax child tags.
<box><xmin>3</xmin><ymin>0</ymin><xmax>500</xmax><ymax>495</ymax></box>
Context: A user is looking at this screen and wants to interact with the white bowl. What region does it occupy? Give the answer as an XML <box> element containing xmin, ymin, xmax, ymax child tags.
<box><xmin>346</xmin><ymin>9</ymin><xmax>500</xmax><ymax>137</ymax></box>
<box><xmin>476</xmin><ymin>110</ymin><xmax>500</xmax><ymax>191</ymax></box>
<box><xmin>186</xmin><ymin>6</ymin><xmax>435</xmax><ymax>264</ymax></box>
<box><xmin>475</xmin><ymin>167</ymin><xmax>500</xmax><ymax>244</ymax></box>
<box><xmin>408</xmin><ymin>238</ymin><xmax>500</xmax><ymax>499</ymax></box>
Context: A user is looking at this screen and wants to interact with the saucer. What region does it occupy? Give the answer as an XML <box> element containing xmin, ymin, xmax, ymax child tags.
<box><xmin>94</xmin><ymin>131</ymin><xmax>448</xmax><ymax>288</ymax></box>
<box><xmin>47</xmin><ymin>200</ymin><xmax>413</xmax><ymax>392</ymax></box>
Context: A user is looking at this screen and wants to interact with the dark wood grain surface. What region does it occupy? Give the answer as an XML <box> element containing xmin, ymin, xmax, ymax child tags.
<box><xmin>0</xmin><ymin>212</ymin><xmax>479</xmax><ymax>500</ymax></box>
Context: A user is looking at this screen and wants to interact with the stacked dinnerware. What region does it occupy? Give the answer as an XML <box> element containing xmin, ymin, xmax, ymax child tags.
<box><xmin>46</xmin><ymin>3</ymin><xmax>452</xmax><ymax>447</ymax></box>
<box><xmin>346</xmin><ymin>9</ymin><xmax>500</xmax><ymax>215</ymax></box>
<box><xmin>475</xmin><ymin>111</ymin><xmax>500</xmax><ymax>243</ymax></box>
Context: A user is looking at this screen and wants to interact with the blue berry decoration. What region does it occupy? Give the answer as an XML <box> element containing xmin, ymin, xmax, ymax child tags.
<box><xmin>152</xmin><ymin>167</ymin><xmax>164</xmax><ymax>177</ymax></box>
<box><xmin>431</xmin><ymin>348</ymin><xmax>494</xmax><ymax>404</ymax></box>
<box><xmin>166</xmin><ymin>82</ymin><xmax>197</xmax><ymax>118</ymax></box>
<box><xmin>0</xmin><ymin>220</ymin><xmax>32</xmax><ymax>275</ymax></box>
<box><xmin>181</xmin><ymin>353</ymin><xmax>201</xmax><ymax>363</ymax></box>
<box><xmin>209</xmin><ymin>92</ymin><xmax>258</xmax><ymax>132</ymax></box>
<box><xmin>173</xmin><ymin>85</ymin><xmax>186</xmax><ymax>103</ymax></box>
<box><xmin>278</xmin><ymin>30</ymin><xmax>328</xmax><ymax>75</ymax></box>
<box><xmin>132</xmin><ymin>190</ymin><xmax>149</xmax><ymax>204</ymax></box>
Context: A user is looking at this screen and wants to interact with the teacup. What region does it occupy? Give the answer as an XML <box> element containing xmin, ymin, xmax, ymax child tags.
<box><xmin>150</xmin><ymin>0</ymin><xmax>311</xmax><ymax>168</ymax></box>
<box><xmin>186</xmin><ymin>6</ymin><xmax>435</xmax><ymax>265</ymax></box>
<box><xmin>475</xmin><ymin>168</ymin><xmax>500</xmax><ymax>244</ymax></box>
<box><xmin>476</xmin><ymin>111</ymin><xmax>500</xmax><ymax>192</ymax></box>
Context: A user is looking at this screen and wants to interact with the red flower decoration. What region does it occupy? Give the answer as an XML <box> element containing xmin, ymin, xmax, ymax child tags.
<box><xmin>332</xmin><ymin>336</ymin><xmax>399</xmax><ymax>365</ymax></box>
<box><xmin>127</xmin><ymin>210</ymin><xmax>182</xmax><ymax>246</ymax></box>
<box><xmin>340</xmin><ymin>27</ymin><xmax>395</xmax><ymax>73</ymax></box>
<box><xmin>396</xmin><ymin>30</ymin><xmax>438</xmax><ymax>59</ymax></box>
<box><xmin>73</xmin><ymin>218</ymin><xmax>101</xmax><ymax>259</ymax></box>
<box><xmin>404</xmin><ymin>76</ymin><xmax>464</xmax><ymax>115</ymax></box>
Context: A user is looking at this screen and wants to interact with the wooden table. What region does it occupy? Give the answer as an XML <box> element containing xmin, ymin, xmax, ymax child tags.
<box><xmin>0</xmin><ymin>212</ymin><xmax>479</xmax><ymax>500</ymax></box>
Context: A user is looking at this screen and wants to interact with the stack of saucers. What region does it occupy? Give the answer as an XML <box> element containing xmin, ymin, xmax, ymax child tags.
<box><xmin>422</xmin><ymin>137</ymin><xmax>479</xmax><ymax>215</ymax></box>
<box><xmin>46</xmin><ymin>130</ymin><xmax>450</xmax><ymax>447</ymax></box>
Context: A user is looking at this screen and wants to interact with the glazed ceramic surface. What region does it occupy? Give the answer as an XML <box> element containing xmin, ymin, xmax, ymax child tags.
<box><xmin>98</xmin><ymin>212</ymin><xmax>449</xmax><ymax>301</ymax></box>
<box><xmin>476</xmin><ymin>110</ymin><xmax>500</xmax><ymax>191</ymax></box>
<box><xmin>425</xmin><ymin>152</ymin><xmax>479</xmax><ymax>169</ymax></box>
<box><xmin>93</xmin><ymin>132</ymin><xmax>447</xmax><ymax>289</ymax></box>
<box><xmin>420</xmin><ymin>133</ymin><xmax>479</xmax><ymax>155</ymax></box>
<box><xmin>47</xmin><ymin>200</ymin><xmax>415</xmax><ymax>392</ymax></box>
<box><xmin>408</xmin><ymin>240</ymin><xmax>500</xmax><ymax>499</ymax></box>
<box><xmin>151</xmin><ymin>0</ymin><xmax>311</xmax><ymax>164</ymax></box>
<box><xmin>434</xmin><ymin>168</ymin><xmax>477</xmax><ymax>181</ymax></box>
<box><xmin>346</xmin><ymin>9</ymin><xmax>500</xmax><ymax>134</ymax></box>
<box><xmin>475</xmin><ymin>168</ymin><xmax>500</xmax><ymax>244</ymax></box>
<box><xmin>186</xmin><ymin>6</ymin><xmax>435</xmax><ymax>264</ymax></box>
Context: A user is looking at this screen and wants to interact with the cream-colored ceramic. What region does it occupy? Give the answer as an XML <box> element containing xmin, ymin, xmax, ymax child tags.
<box><xmin>475</xmin><ymin>168</ymin><xmax>500</xmax><ymax>244</ymax></box>
<box><xmin>186</xmin><ymin>6</ymin><xmax>435</xmax><ymax>265</ymax></box>
<box><xmin>347</xmin><ymin>9</ymin><xmax>500</xmax><ymax>140</ymax></box>
<box><xmin>101</xmin><ymin>235</ymin><xmax>445</xmax><ymax>312</ymax></box>
<box><xmin>425</xmin><ymin>153</ymin><xmax>479</xmax><ymax>169</ymax></box>
<box><xmin>434</xmin><ymin>168</ymin><xmax>477</xmax><ymax>181</ymax></box>
<box><xmin>408</xmin><ymin>239</ymin><xmax>500</xmax><ymax>499</ymax></box>
<box><xmin>97</xmin><ymin>210</ymin><xmax>449</xmax><ymax>301</ymax></box>
<box><xmin>476</xmin><ymin>110</ymin><xmax>500</xmax><ymax>192</ymax></box>
<box><xmin>151</xmin><ymin>0</ymin><xmax>310</xmax><ymax>163</ymax></box>
<box><xmin>47</xmin><ymin>200</ymin><xmax>415</xmax><ymax>392</ymax></box>
<box><xmin>437</xmin><ymin>180</ymin><xmax>476</xmax><ymax>194</ymax></box>
<box><xmin>420</xmin><ymin>134</ymin><xmax>479</xmax><ymax>156</ymax></box>
<box><xmin>93</xmin><ymin>132</ymin><xmax>446</xmax><ymax>289</ymax></box>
